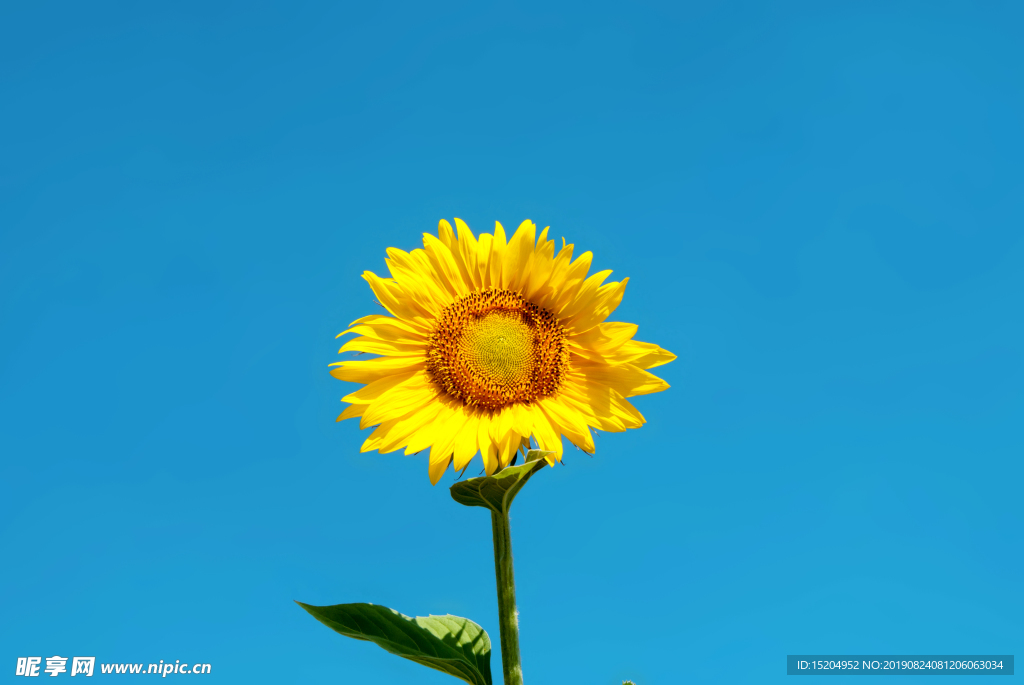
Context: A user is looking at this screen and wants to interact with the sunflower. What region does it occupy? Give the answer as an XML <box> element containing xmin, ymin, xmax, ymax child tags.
<box><xmin>331</xmin><ymin>219</ymin><xmax>675</xmax><ymax>484</ymax></box>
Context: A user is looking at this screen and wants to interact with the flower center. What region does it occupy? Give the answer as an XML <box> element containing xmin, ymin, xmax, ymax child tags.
<box><xmin>426</xmin><ymin>289</ymin><xmax>569</xmax><ymax>411</ymax></box>
<box><xmin>461</xmin><ymin>310</ymin><xmax>535</xmax><ymax>388</ymax></box>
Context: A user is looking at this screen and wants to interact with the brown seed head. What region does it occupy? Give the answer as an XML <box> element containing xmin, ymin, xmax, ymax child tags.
<box><xmin>426</xmin><ymin>289</ymin><xmax>569</xmax><ymax>411</ymax></box>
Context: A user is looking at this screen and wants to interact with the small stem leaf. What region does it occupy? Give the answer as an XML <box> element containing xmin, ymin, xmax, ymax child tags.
<box><xmin>297</xmin><ymin>602</ymin><xmax>492</xmax><ymax>685</ymax></box>
<box><xmin>449</xmin><ymin>449</ymin><xmax>554</xmax><ymax>513</ymax></box>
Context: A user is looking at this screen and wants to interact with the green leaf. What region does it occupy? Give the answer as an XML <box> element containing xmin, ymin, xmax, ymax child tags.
<box><xmin>449</xmin><ymin>449</ymin><xmax>554</xmax><ymax>514</ymax></box>
<box><xmin>297</xmin><ymin>602</ymin><xmax>492</xmax><ymax>685</ymax></box>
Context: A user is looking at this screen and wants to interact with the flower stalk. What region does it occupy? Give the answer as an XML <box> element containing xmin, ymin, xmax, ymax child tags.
<box><xmin>491</xmin><ymin>509</ymin><xmax>523</xmax><ymax>685</ymax></box>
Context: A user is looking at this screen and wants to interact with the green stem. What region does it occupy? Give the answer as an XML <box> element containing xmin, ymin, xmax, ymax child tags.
<box><xmin>491</xmin><ymin>508</ymin><xmax>523</xmax><ymax>685</ymax></box>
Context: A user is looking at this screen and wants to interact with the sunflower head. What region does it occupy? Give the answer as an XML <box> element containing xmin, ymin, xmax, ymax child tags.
<box><xmin>331</xmin><ymin>219</ymin><xmax>675</xmax><ymax>484</ymax></box>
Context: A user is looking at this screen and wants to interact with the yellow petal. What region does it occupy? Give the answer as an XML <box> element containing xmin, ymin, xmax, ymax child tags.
<box><xmin>423</xmin><ymin>233</ymin><xmax>469</xmax><ymax>298</ymax></box>
<box><xmin>558</xmin><ymin>269</ymin><xmax>613</xmax><ymax>321</ymax></box>
<box><xmin>548</xmin><ymin>251</ymin><xmax>594</xmax><ymax>315</ymax></box>
<box><xmin>386</xmin><ymin>247</ymin><xmax>452</xmax><ymax>309</ymax></box>
<box><xmin>558</xmin><ymin>382</ymin><xmax>626</xmax><ymax>432</ymax></box>
<box><xmin>568</xmin><ymin>278</ymin><xmax>629</xmax><ymax>333</ymax></box>
<box><xmin>503</xmin><ymin>220</ymin><xmax>536</xmax><ymax>290</ymax></box>
<box><xmin>498</xmin><ymin>429</ymin><xmax>520</xmax><ymax>468</ymax></box>
<box><xmin>489</xmin><ymin>221</ymin><xmax>507</xmax><ymax>287</ymax></box>
<box><xmin>563</xmin><ymin>375</ymin><xmax>645</xmax><ymax>429</ymax></box>
<box><xmin>338</xmin><ymin>336</ymin><xmax>425</xmax><ymax>356</ymax></box>
<box><xmin>527</xmin><ymin>403</ymin><xmax>563</xmax><ymax>461</ymax></box>
<box><xmin>522</xmin><ymin>235</ymin><xmax>556</xmax><ymax>300</ymax></box>
<box><xmin>438</xmin><ymin>219</ymin><xmax>456</xmax><ymax>249</ymax></box>
<box><xmin>453</xmin><ymin>411</ymin><xmax>481</xmax><ymax>471</ymax></box>
<box><xmin>343</xmin><ymin>314</ymin><xmax>430</xmax><ymax>337</ymax></box>
<box><xmin>341</xmin><ymin>369</ymin><xmax>420</xmax><ymax>404</ymax></box>
<box><xmin>539</xmin><ymin>397</ymin><xmax>595</xmax><ymax>453</ymax></box>
<box><xmin>570</xmin><ymin>321</ymin><xmax>638</xmax><ymax>355</ymax></box>
<box><xmin>362</xmin><ymin>271</ymin><xmax>436</xmax><ymax>320</ymax></box>
<box><xmin>404</xmin><ymin>403</ymin><xmax>457</xmax><ymax>454</ymax></box>
<box><xmin>336</xmin><ymin>403</ymin><xmax>366</xmax><ymax>421</ymax></box>
<box><xmin>608</xmin><ymin>340</ymin><xmax>677</xmax><ymax>369</ymax></box>
<box><xmin>477</xmin><ymin>233</ymin><xmax>494</xmax><ymax>288</ymax></box>
<box><xmin>340</xmin><ymin>322</ymin><xmax>426</xmax><ymax>345</ymax></box>
<box><xmin>360</xmin><ymin>410</ymin><xmax>415</xmax><ymax>453</ymax></box>
<box><xmin>361</xmin><ymin>378</ymin><xmax>438</xmax><ymax>428</ymax></box>
<box><xmin>531</xmin><ymin>245</ymin><xmax>578</xmax><ymax>309</ymax></box>
<box><xmin>428</xmin><ymin>453</ymin><xmax>451</xmax><ymax>485</ymax></box>
<box><xmin>487</xmin><ymin>405</ymin><xmax>516</xmax><ymax>449</ymax></box>
<box><xmin>511</xmin><ymin>402</ymin><xmax>534</xmax><ymax>441</ymax></box>
<box><xmin>478</xmin><ymin>417</ymin><xmax>499</xmax><ymax>474</ymax></box>
<box><xmin>573</xmin><ymin>361</ymin><xmax>669</xmax><ymax>397</ymax></box>
<box><xmin>329</xmin><ymin>355</ymin><xmax>424</xmax><ymax>385</ymax></box>
<box><xmin>376</xmin><ymin>402</ymin><xmax>446</xmax><ymax>454</ymax></box>
<box><xmin>536</xmin><ymin>226</ymin><xmax>551</xmax><ymax>251</ymax></box>
<box><xmin>428</xmin><ymin>408</ymin><xmax>471</xmax><ymax>483</ymax></box>
<box><xmin>454</xmin><ymin>218</ymin><xmax>481</xmax><ymax>290</ymax></box>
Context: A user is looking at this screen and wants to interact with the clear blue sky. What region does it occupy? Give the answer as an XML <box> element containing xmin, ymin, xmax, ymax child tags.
<box><xmin>2</xmin><ymin>2</ymin><xmax>1021</xmax><ymax>683</ymax></box>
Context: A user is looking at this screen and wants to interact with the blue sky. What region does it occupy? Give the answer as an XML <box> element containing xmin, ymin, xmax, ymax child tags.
<box><xmin>1</xmin><ymin>1</ymin><xmax>1021</xmax><ymax>683</ymax></box>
